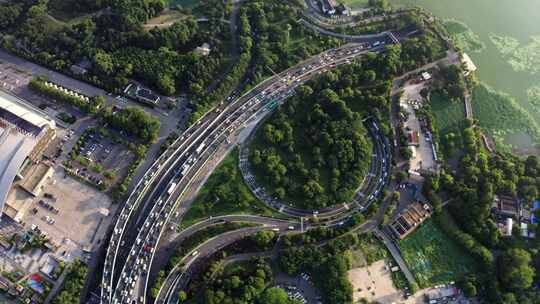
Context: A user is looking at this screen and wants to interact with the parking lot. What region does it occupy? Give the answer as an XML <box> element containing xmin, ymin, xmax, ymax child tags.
<box><xmin>273</xmin><ymin>270</ymin><xmax>321</xmax><ymax>303</ymax></box>
<box><xmin>400</xmin><ymin>82</ymin><xmax>437</xmax><ymax>173</ymax></box>
<box><xmin>0</xmin><ymin>62</ymin><xmax>32</xmax><ymax>94</ymax></box>
<box><xmin>21</xmin><ymin>169</ymin><xmax>113</xmax><ymax>253</ymax></box>
<box><xmin>403</xmin><ymin>285</ymin><xmax>470</xmax><ymax>304</ymax></box>
<box><xmin>68</xmin><ymin>128</ymin><xmax>136</xmax><ymax>190</ymax></box>
<box><xmin>84</xmin><ymin>132</ymin><xmax>134</xmax><ymax>170</ymax></box>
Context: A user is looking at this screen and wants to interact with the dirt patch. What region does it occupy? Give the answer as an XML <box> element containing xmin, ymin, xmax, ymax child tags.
<box><xmin>348</xmin><ymin>260</ymin><xmax>404</xmax><ymax>304</ymax></box>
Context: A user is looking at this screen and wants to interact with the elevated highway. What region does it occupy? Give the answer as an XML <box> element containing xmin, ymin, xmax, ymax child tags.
<box><xmin>102</xmin><ymin>42</ymin><xmax>385</xmax><ymax>304</ymax></box>
<box><xmin>103</xmin><ymin>32</ymin><xmax>403</xmax><ymax>304</ymax></box>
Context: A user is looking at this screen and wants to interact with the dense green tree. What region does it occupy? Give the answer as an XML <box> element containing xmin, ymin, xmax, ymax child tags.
<box><xmin>499</xmin><ymin>248</ymin><xmax>535</xmax><ymax>291</ymax></box>
<box><xmin>202</xmin><ymin>259</ymin><xmax>273</xmax><ymax>304</ymax></box>
<box><xmin>101</xmin><ymin>107</ymin><xmax>161</xmax><ymax>143</ymax></box>
<box><xmin>52</xmin><ymin>260</ymin><xmax>88</xmax><ymax>304</ymax></box>
<box><xmin>93</xmin><ymin>50</ymin><xmax>115</xmax><ymax>76</ymax></box>
<box><xmin>258</xmin><ymin>287</ymin><xmax>298</xmax><ymax>304</ymax></box>
<box><xmin>0</xmin><ymin>3</ymin><xmax>21</xmax><ymax>29</ymax></box>
<box><xmin>250</xmin><ymin>231</ymin><xmax>276</xmax><ymax>250</ymax></box>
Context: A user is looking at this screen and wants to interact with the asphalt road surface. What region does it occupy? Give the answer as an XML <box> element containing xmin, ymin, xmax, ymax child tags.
<box><xmin>103</xmin><ymin>25</ymin><xmax>416</xmax><ymax>303</ymax></box>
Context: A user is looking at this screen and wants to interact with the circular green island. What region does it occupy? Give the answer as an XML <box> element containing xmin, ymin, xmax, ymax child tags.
<box><xmin>248</xmin><ymin>84</ymin><xmax>373</xmax><ymax>210</ymax></box>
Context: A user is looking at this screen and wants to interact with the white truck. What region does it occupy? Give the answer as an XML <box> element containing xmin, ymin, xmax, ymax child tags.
<box><xmin>181</xmin><ymin>163</ymin><xmax>190</xmax><ymax>176</ymax></box>
<box><xmin>167</xmin><ymin>182</ymin><xmax>177</xmax><ymax>195</ymax></box>
<box><xmin>195</xmin><ymin>143</ymin><xmax>205</xmax><ymax>154</ymax></box>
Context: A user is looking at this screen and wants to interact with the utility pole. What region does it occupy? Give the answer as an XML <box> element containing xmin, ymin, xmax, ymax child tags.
<box><xmin>266</xmin><ymin>66</ymin><xmax>286</xmax><ymax>83</ymax></box>
<box><xmin>300</xmin><ymin>217</ymin><xmax>304</xmax><ymax>232</ymax></box>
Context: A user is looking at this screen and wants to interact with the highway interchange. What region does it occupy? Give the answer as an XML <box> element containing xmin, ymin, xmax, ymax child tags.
<box><xmin>146</xmin><ymin>110</ymin><xmax>394</xmax><ymax>304</ymax></box>
<box><xmin>155</xmin><ymin>216</ymin><xmax>296</xmax><ymax>304</ymax></box>
<box><xmin>101</xmin><ymin>30</ymin><xmax>399</xmax><ymax>304</ymax></box>
<box><xmin>239</xmin><ymin>115</ymin><xmax>391</xmax><ymax>219</ymax></box>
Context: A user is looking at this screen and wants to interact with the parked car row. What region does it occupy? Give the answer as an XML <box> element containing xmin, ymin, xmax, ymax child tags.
<box><xmin>41</xmin><ymin>215</ymin><xmax>55</xmax><ymax>225</ymax></box>
<box><xmin>38</xmin><ymin>200</ymin><xmax>59</xmax><ymax>214</ymax></box>
<box><xmin>276</xmin><ymin>284</ymin><xmax>308</xmax><ymax>304</ymax></box>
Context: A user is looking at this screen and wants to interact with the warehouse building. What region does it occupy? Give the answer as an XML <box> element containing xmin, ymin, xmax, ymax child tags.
<box><xmin>390</xmin><ymin>201</ymin><xmax>432</xmax><ymax>239</ymax></box>
<box><xmin>0</xmin><ymin>90</ymin><xmax>56</xmax><ymax>222</ymax></box>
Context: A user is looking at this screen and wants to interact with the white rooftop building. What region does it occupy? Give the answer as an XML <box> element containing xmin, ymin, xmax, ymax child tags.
<box><xmin>462</xmin><ymin>53</ymin><xmax>477</xmax><ymax>76</ymax></box>
<box><xmin>0</xmin><ymin>90</ymin><xmax>56</xmax><ymax>222</ymax></box>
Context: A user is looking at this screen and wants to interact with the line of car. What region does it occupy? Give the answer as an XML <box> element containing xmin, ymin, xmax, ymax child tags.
<box><xmin>111</xmin><ymin>86</ymin><xmax>281</xmax><ymax>304</ymax></box>
<box><xmin>155</xmin><ymin>45</ymin><xmax>396</xmax><ymax>302</ymax></box>
<box><xmin>37</xmin><ymin>199</ymin><xmax>59</xmax><ymax>214</ymax></box>
<box><xmin>117</xmin><ymin>64</ymin><xmax>330</xmax><ymax>303</ymax></box>
<box><xmin>105</xmin><ymin>42</ymin><xmax>395</xmax><ymax>304</ymax></box>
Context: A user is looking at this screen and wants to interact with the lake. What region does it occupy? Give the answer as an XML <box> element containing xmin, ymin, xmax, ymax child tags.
<box><xmin>390</xmin><ymin>0</ymin><xmax>540</xmax><ymax>150</ymax></box>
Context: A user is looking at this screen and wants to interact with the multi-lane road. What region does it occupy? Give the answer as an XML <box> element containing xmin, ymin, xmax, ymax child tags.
<box><xmin>101</xmin><ymin>31</ymin><xmax>401</xmax><ymax>304</ymax></box>
<box><xmin>152</xmin><ymin>116</ymin><xmax>393</xmax><ymax>304</ymax></box>
<box><xmin>238</xmin><ymin>116</ymin><xmax>391</xmax><ymax>219</ymax></box>
<box><xmin>154</xmin><ymin>219</ymin><xmax>295</xmax><ymax>304</ymax></box>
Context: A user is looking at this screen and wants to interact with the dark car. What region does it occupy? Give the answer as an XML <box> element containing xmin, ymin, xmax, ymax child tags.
<box><xmin>44</xmin><ymin>193</ymin><xmax>54</xmax><ymax>199</ymax></box>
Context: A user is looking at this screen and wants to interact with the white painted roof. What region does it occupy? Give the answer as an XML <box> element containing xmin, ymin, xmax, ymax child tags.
<box><xmin>462</xmin><ymin>53</ymin><xmax>477</xmax><ymax>73</ymax></box>
<box><xmin>0</xmin><ymin>90</ymin><xmax>55</xmax><ymax>129</ymax></box>
<box><xmin>0</xmin><ymin>90</ymin><xmax>55</xmax><ymax>218</ymax></box>
<box><xmin>0</xmin><ymin>126</ymin><xmax>38</xmax><ymax>215</ymax></box>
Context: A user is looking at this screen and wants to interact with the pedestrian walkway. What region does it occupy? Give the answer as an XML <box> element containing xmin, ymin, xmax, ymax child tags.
<box><xmin>44</xmin><ymin>265</ymin><xmax>69</xmax><ymax>304</ymax></box>
<box><xmin>464</xmin><ymin>90</ymin><xmax>473</xmax><ymax>120</ymax></box>
<box><xmin>373</xmin><ymin>228</ymin><xmax>417</xmax><ymax>287</ymax></box>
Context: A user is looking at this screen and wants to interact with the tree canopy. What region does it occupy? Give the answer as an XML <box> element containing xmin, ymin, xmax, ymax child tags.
<box><xmin>52</xmin><ymin>260</ymin><xmax>88</xmax><ymax>304</ymax></box>
<box><xmin>0</xmin><ymin>0</ymin><xmax>230</xmax><ymax>99</ymax></box>
<box><xmin>499</xmin><ymin>248</ymin><xmax>535</xmax><ymax>291</ymax></box>
<box><xmin>102</xmin><ymin>106</ymin><xmax>161</xmax><ymax>144</ymax></box>
<box><xmin>250</xmin><ymin>84</ymin><xmax>373</xmax><ymax>209</ymax></box>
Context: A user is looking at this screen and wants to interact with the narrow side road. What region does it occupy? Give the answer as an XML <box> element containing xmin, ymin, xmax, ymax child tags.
<box><xmin>373</xmin><ymin>227</ymin><xmax>418</xmax><ymax>287</ymax></box>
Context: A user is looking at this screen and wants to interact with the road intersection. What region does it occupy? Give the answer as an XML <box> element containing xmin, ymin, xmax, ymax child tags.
<box><xmin>102</xmin><ymin>27</ymin><xmax>409</xmax><ymax>304</ymax></box>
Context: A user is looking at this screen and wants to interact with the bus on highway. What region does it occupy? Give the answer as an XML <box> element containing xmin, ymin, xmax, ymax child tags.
<box><xmin>266</xmin><ymin>100</ymin><xmax>278</xmax><ymax>110</ymax></box>
<box><xmin>195</xmin><ymin>143</ymin><xmax>205</xmax><ymax>154</ymax></box>
<box><xmin>167</xmin><ymin>182</ymin><xmax>177</xmax><ymax>195</ymax></box>
<box><xmin>180</xmin><ymin>163</ymin><xmax>190</xmax><ymax>176</ymax></box>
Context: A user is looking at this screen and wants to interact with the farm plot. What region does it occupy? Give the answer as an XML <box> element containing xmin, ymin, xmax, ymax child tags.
<box><xmin>399</xmin><ymin>219</ymin><xmax>477</xmax><ymax>288</ymax></box>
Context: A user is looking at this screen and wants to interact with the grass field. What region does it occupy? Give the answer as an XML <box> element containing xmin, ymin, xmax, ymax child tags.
<box><xmin>429</xmin><ymin>91</ymin><xmax>467</xmax><ymax>157</ymax></box>
<box><xmin>181</xmin><ymin>149</ymin><xmax>285</xmax><ymax>228</ymax></box>
<box><xmin>472</xmin><ymin>82</ymin><xmax>540</xmax><ymax>149</ymax></box>
<box><xmin>430</xmin><ymin>92</ymin><xmax>467</xmax><ymax>137</ymax></box>
<box><xmin>341</xmin><ymin>0</ymin><xmax>370</xmax><ymax>9</ymax></box>
<box><xmin>170</xmin><ymin>0</ymin><xmax>201</xmax><ymax>9</ymax></box>
<box><xmin>144</xmin><ymin>10</ymin><xmax>189</xmax><ymax>29</ymax></box>
<box><xmin>400</xmin><ymin>219</ymin><xmax>477</xmax><ymax>288</ymax></box>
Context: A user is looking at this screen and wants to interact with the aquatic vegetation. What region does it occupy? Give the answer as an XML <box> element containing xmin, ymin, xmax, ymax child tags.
<box><xmin>443</xmin><ymin>19</ymin><xmax>485</xmax><ymax>53</ymax></box>
<box><xmin>527</xmin><ymin>85</ymin><xmax>540</xmax><ymax>111</ymax></box>
<box><xmin>489</xmin><ymin>34</ymin><xmax>520</xmax><ymax>55</ymax></box>
<box><xmin>508</xmin><ymin>36</ymin><xmax>540</xmax><ymax>74</ymax></box>
<box><xmin>490</xmin><ymin>34</ymin><xmax>540</xmax><ymax>74</ymax></box>
<box><xmin>472</xmin><ymin>83</ymin><xmax>540</xmax><ymax>148</ymax></box>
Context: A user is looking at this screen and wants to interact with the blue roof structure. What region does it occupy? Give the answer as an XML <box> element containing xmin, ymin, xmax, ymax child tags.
<box><xmin>531</xmin><ymin>200</ymin><xmax>539</xmax><ymax>224</ymax></box>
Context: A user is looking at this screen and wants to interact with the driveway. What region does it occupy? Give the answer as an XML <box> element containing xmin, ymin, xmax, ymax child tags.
<box><xmin>400</xmin><ymin>82</ymin><xmax>437</xmax><ymax>173</ymax></box>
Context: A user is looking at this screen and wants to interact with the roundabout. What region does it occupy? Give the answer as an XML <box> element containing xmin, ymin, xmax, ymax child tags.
<box><xmin>239</xmin><ymin>116</ymin><xmax>392</xmax><ymax>218</ymax></box>
<box><xmin>101</xmin><ymin>13</ymin><xmax>430</xmax><ymax>302</ymax></box>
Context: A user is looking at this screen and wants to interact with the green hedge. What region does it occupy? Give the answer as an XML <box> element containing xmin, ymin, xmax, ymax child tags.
<box><xmin>29</xmin><ymin>76</ymin><xmax>103</xmax><ymax>113</ymax></box>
